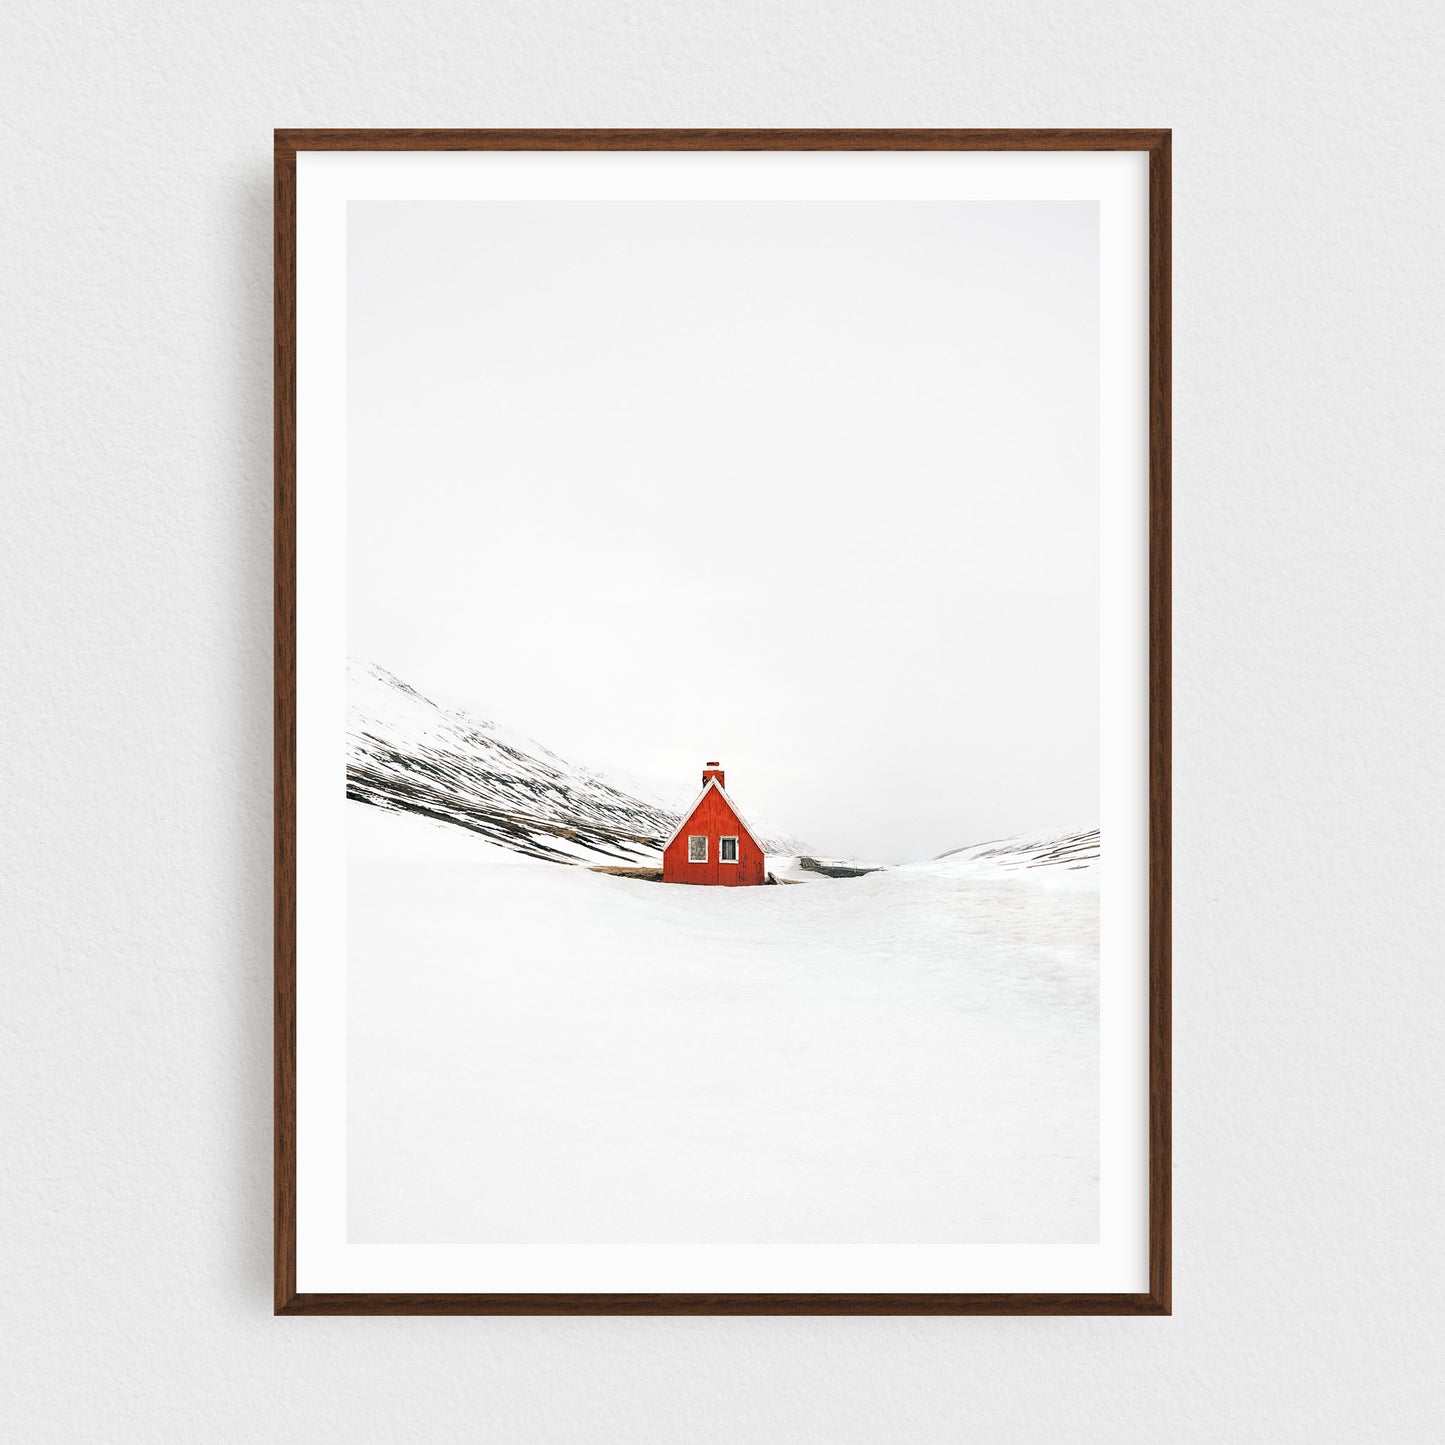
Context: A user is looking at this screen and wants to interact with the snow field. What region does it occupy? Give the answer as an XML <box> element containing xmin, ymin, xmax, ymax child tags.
<box><xmin>348</xmin><ymin>805</ymin><xmax>1099</xmax><ymax>1245</ymax></box>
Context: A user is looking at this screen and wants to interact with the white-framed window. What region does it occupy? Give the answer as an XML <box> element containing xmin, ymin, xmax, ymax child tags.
<box><xmin>719</xmin><ymin>836</ymin><xmax>739</xmax><ymax>863</ymax></box>
<box><xmin>687</xmin><ymin>835</ymin><xmax>708</xmax><ymax>863</ymax></box>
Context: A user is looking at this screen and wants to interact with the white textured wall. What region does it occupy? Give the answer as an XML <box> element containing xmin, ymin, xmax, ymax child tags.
<box><xmin>4</xmin><ymin>2</ymin><xmax>1442</xmax><ymax>1439</ymax></box>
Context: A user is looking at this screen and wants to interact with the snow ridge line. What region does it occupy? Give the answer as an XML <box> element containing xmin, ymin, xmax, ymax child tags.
<box><xmin>934</xmin><ymin>828</ymin><xmax>1101</xmax><ymax>871</ymax></box>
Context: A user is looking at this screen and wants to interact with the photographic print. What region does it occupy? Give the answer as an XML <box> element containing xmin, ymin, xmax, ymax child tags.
<box><xmin>276</xmin><ymin>131</ymin><xmax>1170</xmax><ymax>1314</ymax></box>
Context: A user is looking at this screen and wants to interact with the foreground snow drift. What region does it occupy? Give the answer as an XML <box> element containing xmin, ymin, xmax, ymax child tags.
<box><xmin>348</xmin><ymin>806</ymin><xmax>1098</xmax><ymax>1245</ymax></box>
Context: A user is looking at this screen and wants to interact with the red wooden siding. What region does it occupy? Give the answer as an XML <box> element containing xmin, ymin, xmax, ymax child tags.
<box><xmin>662</xmin><ymin>784</ymin><xmax>766</xmax><ymax>886</ymax></box>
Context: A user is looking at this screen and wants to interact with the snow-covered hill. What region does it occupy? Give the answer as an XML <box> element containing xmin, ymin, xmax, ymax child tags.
<box><xmin>933</xmin><ymin>827</ymin><xmax>1100</xmax><ymax>874</ymax></box>
<box><xmin>347</xmin><ymin>660</ymin><xmax>801</xmax><ymax>863</ymax></box>
<box><xmin>344</xmin><ymin>716</ymin><xmax>1103</xmax><ymax>1248</ymax></box>
<box><xmin>347</xmin><ymin>803</ymin><xmax>1099</xmax><ymax>1247</ymax></box>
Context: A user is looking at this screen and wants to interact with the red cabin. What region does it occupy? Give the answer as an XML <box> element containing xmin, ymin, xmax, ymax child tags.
<box><xmin>661</xmin><ymin>762</ymin><xmax>767</xmax><ymax>886</ymax></box>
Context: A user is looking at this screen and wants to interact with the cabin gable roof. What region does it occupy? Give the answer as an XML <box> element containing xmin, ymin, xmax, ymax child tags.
<box><xmin>660</xmin><ymin>777</ymin><xmax>764</xmax><ymax>853</ymax></box>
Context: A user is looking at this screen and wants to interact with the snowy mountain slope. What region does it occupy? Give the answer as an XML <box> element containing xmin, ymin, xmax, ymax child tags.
<box><xmin>931</xmin><ymin>827</ymin><xmax>1100</xmax><ymax>874</ymax></box>
<box><xmin>347</xmin><ymin>660</ymin><xmax>801</xmax><ymax>864</ymax></box>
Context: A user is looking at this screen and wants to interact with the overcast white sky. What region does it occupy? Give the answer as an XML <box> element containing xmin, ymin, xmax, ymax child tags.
<box><xmin>348</xmin><ymin>200</ymin><xmax>1098</xmax><ymax>863</ymax></box>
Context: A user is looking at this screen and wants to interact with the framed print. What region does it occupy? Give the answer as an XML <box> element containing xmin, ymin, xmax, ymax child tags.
<box><xmin>274</xmin><ymin>129</ymin><xmax>1170</xmax><ymax>1315</ymax></box>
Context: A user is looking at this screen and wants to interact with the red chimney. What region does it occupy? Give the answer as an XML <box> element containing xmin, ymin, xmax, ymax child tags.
<box><xmin>702</xmin><ymin>760</ymin><xmax>725</xmax><ymax>788</ymax></box>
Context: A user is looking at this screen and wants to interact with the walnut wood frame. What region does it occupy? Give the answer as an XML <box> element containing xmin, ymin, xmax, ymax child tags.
<box><xmin>274</xmin><ymin>128</ymin><xmax>1171</xmax><ymax>1316</ymax></box>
